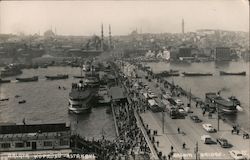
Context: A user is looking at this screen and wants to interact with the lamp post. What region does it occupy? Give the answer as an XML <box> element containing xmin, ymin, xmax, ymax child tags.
<box><xmin>162</xmin><ymin>110</ymin><xmax>165</xmax><ymax>133</ymax></box>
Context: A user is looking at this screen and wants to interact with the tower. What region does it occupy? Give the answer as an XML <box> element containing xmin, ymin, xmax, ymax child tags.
<box><xmin>182</xmin><ymin>18</ymin><xmax>185</xmax><ymax>34</ymax></box>
<box><xmin>101</xmin><ymin>23</ymin><xmax>104</xmax><ymax>51</ymax></box>
<box><xmin>109</xmin><ymin>24</ymin><xmax>112</xmax><ymax>49</ymax></box>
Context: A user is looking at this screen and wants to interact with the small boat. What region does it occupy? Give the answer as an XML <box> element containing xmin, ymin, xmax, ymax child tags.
<box><xmin>45</xmin><ymin>74</ymin><xmax>68</xmax><ymax>80</ymax></box>
<box><xmin>73</xmin><ymin>75</ymin><xmax>85</xmax><ymax>79</ymax></box>
<box><xmin>220</xmin><ymin>71</ymin><xmax>246</xmax><ymax>76</ymax></box>
<box><xmin>18</xmin><ymin>100</ymin><xmax>26</xmax><ymax>104</ymax></box>
<box><xmin>0</xmin><ymin>98</ymin><xmax>9</xmax><ymax>101</ymax></box>
<box><xmin>0</xmin><ymin>79</ymin><xmax>11</xmax><ymax>83</ymax></box>
<box><xmin>16</xmin><ymin>76</ymin><xmax>38</xmax><ymax>82</ymax></box>
<box><xmin>182</xmin><ymin>72</ymin><xmax>213</xmax><ymax>76</ymax></box>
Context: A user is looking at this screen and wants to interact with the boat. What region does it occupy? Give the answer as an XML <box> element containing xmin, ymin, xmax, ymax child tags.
<box><xmin>0</xmin><ymin>64</ymin><xmax>22</xmax><ymax>77</ymax></box>
<box><xmin>220</xmin><ymin>71</ymin><xmax>246</xmax><ymax>76</ymax></box>
<box><xmin>97</xmin><ymin>86</ymin><xmax>111</xmax><ymax>105</ymax></box>
<box><xmin>228</xmin><ymin>96</ymin><xmax>241</xmax><ymax>106</ymax></box>
<box><xmin>73</xmin><ymin>75</ymin><xmax>85</xmax><ymax>79</ymax></box>
<box><xmin>0</xmin><ymin>98</ymin><xmax>9</xmax><ymax>101</ymax></box>
<box><xmin>205</xmin><ymin>93</ymin><xmax>237</xmax><ymax>114</ymax></box>
<box><xmin>45</xmin><ymin>74</ymin><xmax>68</xmax><ymax>80</ymax></box>
<box><xmin>16</xmin><ymin>76</ymin><xmax>38</xmax><ymax>82</ymax></box>
<box><xmin>18</xmin><ymin>100</ymin><xmax>26</xmax><ymax>104</ymax></box>
<box><xmin>85</xmin><ymin>77</ymin><xmax>99</xmax><ymax>87</ymax></box>
<box><xmin>0</xmin><ymin>79</ymin><xmax>11</xmax><ymax>83</ymax></box>
<box><xmin>68</xmin><ymin>80</ymin><xmax>95</xmax><ymax>114</ymax></box>
<box><xmin>155</xmin><ymin>70</ymin><xmax>180</xmax><ymax>78</ymax></box>
<box><xmin>182</xmin><ymin>72</ymin><xmax>213</xmax><ymax>76</ymax></box>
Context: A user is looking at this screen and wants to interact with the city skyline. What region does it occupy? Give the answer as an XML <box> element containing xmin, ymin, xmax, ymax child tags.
<box><xmin>0</xmin><ymin>0</ymin><xmax>249</xmax><ymax>36</ymax></box>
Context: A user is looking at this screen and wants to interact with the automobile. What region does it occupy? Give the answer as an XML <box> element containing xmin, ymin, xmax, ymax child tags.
<box><xmin>178</xmin><ymin>107</ymin><xmax>187</xmax><ymax>116</ymax></box>
<box><xmin>216</xmin><ymin>138</ymin><xmax>232</xmax><ymax>148</ymax></box>
<box><xmin>190</xmin><ymin>115</ymin><xmax>202</xmax><ymax>123</ymax></box>
<box><xmin>148</xmin><ymin>92</ymin><xmax>157</xmax><ymax>98</ymax></box>
<box><xmin>229</xmin><ymin>150</ymin><xmax>247</xmax><ymax>160</ymax></box>
<box><xmin>175</xmin><ymin>99</ymin><xmax>184</xmax><ymax>106</ymax></box>
<box><xmin>202</xmin><ymin>123</ymin><xmax>217</xmax><ymax>133</ymax></box>
<box><xmin>201</xmin><ymin>135</ymin><xmax>217</xmax><ymax>144</ymax></box>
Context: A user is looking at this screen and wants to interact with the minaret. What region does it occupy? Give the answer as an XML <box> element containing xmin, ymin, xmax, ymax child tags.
<box><xmin>101</xmin><ymin>23</ymin><xmax>104</xmax><ymax>51</ymax></box>
<box><xmin>182</xmin><ymin>18</ymin><xmax>185</xmax><ymax>34</ymax></box>
<box><xmin>109</xmin><ymin>24</ymin><xmax>112</xmax><ymax>49</ymax></box>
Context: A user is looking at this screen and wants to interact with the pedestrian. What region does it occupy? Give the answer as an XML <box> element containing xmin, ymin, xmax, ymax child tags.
<box><xmin>168</xmin><ymin>154</ymin><xmax>171</xmax><ymax>160</ymax></box>
<box><xmin>182</xmin><ymin>142</ymin><xmax>186</xmax><ymax>149</ymax></box>
<box><xmin>202</xmin><ymin>110</ymin><xmax>205</xmax><ymax>116</ymax></box>
<box><xmin>171</xmin><ymin>145</ymin><xmax>173</xmax><ymax>152</ymax></box>
<box><xmin>237</xmin><ymin>129</ymin><xmax>239</xmax><ymax>135</ymax></box>
<box><xmin>156</xmin><ymin>141</ymin><xmax>159</xmax><ymax>147</ymax></box>
<box><xmin>181</xmin><ymin>156</ymin><xmax>184</xmax><ymax>160</ymax></box>
<box><xmin>177</xmin><ymin>127</ymin><xmax>180</xmax><ymax>134</ymax></box>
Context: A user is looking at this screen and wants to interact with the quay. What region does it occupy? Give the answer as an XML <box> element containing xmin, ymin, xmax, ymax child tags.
<box><xmin>112</xmin><ymin>60</ymin><xmax>250</xmax><ymax>160</ymax></box>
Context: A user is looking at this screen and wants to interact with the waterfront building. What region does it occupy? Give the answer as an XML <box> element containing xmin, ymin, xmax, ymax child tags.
<box><xmin>0</xmin><ymin>123</ymin><xmax>71</xmax><ymax>152</ymax></box>
<box><xmin>215</xmin><ymin>47</ymin><xmax>232</xmax><ymax>61</ymax></box>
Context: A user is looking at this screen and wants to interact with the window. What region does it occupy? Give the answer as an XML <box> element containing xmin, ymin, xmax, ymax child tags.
<box><xmin>60</xmin><ymin>139</ymin><xmax>69</xmax><ymax>146</ymax></box>
<box><xmin>26</xmin><ymin>142</ymin><xmax>30</xmax><ymax>147</ymax></box>
<box><xmin>44</xmin><ymin>141</ymin><xmax>52</xmax><ymax>147</ymax></box>
<box><xmin>1</xmin><ymin>143</ymin><xmax>11</xmax><ymax>148</ymax></box>
<box><xmin>15</xmin><ymin>142</ymin><xmax>24</xmax><ymax>148</ymax></box>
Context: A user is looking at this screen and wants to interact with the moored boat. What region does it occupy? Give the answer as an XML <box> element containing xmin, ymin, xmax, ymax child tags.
<box><xmin>68</xmin><ymin>80</ymin><xmax>95</xmax><ymax>114</ymax></box>
<box><xmin>0</xmin><ymin>79</ymin><xmax>11</xmax><ymax>83</ymax></box>
<box><xmin>0</xmin><ymin>64</ymin><xmax>22</xmax><ymax>77</ymax></box>
<box><xmin>155</xmin><ymin>70</ymin><xmax>180</xmax><ymax>78</ymax></box>
<box><xmin>182</xmin><ymin>72</ymin><xmax>213</xmax><ymax>76</ymax></box>
<box><xmin>16</xmin><ymin>76</ymin><xmax>38</xmax><ymax>82</ymax></box>
<box><xmin>220</xmin><ymin>71</ymin><xmax>246</xmax><ymax>76</ymax></box>
<box><xmin>73</xmin><ymin>75</ymin><xmax>85</xmax><ymax>79</ymax></box>
<box><xmin>45</xmin><ymin>74</ymin><xmax>68</xmax><ymax>80</ymax></box>
<box><xmin>205</xmin><ymin>92</ymin><xmax>237</xmax><ymax>114</ymax></box>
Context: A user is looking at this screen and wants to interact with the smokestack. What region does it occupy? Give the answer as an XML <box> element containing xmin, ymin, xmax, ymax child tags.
<box><xmin>109</xmin><ymin>24</ymin><xmax>112</xmax><ymax>49</ymax></box>
<box><xmin>182</xmin><ymin>18</ymin><xmax>185</xmax><ymax>34</ymax></box>
<box><xmin>101</xmin><ymin>23</ymin><xmax>104</xmax><ymax>51</ymax></box>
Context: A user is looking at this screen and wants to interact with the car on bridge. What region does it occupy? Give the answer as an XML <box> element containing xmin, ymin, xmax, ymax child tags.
<box><xmin>201</xmin><ymin>135</ymin><xmax>217</xmax><ymax>144</ymax></box>
<box><xmin>190</xmin><ymin>115</ymin><xmax>202</xmax><ymax>123</ymax></box>
<box><xmin>216</xmin><ymin>138</ymin><xmax>232</xmax><ymax>148</ymax></box>
<box><xmin>229</xmin><ymin>150</ymin><xmax>247</xmax><ymax>160</ymax></box>
<box><xmin>202</xmin><ymin>123</ymin><xmax>217</xmax><ymax>133</ymax></box>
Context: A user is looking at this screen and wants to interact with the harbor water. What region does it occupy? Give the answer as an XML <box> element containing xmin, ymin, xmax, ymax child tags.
<box><xmin>0</xmin><ymin>67</ymin><xmax>116</xmax><ymax>140</ymax></box>
<box><xmin>148</xmin><ymin>61</ymin><xmax>250</xmax><ymax>132</ymax></box>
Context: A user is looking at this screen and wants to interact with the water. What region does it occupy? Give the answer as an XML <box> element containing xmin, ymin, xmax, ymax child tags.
<box><xmin>148</xmin><ymin>61</ymin><xmax>250</xmax><ymax>132</ymax></box>
<box><xmin>0</xmin><ymin>66</ymin><xmax>116</xmax><ymax>140</ymax></box>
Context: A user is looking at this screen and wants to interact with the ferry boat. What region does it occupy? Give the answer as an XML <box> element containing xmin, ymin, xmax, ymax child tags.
<box><xmin>97</xmin><ymin>86</ymin><xmax>111</xmax><ymax>105</ymax></box>
<box><xmin>182</xmin><ymin>72</ymin><xmax>213</xmax><ymax>76</ymax></box>
<box><xmin>220</xmin><ymin>71</ymin><xmax>246</xmax><ymax>76</ymax></box>
<box><xmin>0</xmin><ymin>79</ymin><xmax>11</xmax><ymax>83</ymax></box>
<box><xmin>205</xmin><ymin>93</ymin><xmax>237</xmax><ymax>114</ymax></box>
<box><xmin>0</xmin><ymin>64</ymin><xmax>22</xmax><ymax>77</ymax></box>
<box><xmin>68</xmin><ymin>80</ymin><xmax>95</xmax><ymax>114</ymax></box>
<box><xmin>16</xmin><ymin>76</ymin><xmax>38</xmax><ymax>82</ymax></box>
<box><xmin>45</xmin><ymin>74</ymin><xmax>68</xmax><ymax>80</ymax></box>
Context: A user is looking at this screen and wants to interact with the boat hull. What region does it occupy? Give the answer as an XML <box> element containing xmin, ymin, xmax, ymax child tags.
<box><xmin>220</xmin><ymin>71</ymin><xmax>246</xmax><ymax>76</ymax></box>
<box><xmin>183</xmin><ymin>72</ymin><xmax>213</xmax><ymax>76</ymax></box>
<box><xmin>16</xmin><ymin>76</ymin><xmax>38</xmax><ymax>82</ymax></box>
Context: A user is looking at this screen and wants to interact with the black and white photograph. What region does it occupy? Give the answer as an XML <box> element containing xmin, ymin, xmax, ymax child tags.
<box><xmin>0</xmin><ymin>0</ymin><xmax>249</xmax><ymax>159</ymax></box>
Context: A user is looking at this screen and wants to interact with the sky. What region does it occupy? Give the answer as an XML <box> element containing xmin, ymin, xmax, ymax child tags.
<box><xmin>0</xmin><ymin>0</ymin><xmax>249</xmax><ymax>36</ymax></box>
